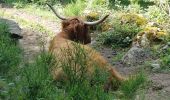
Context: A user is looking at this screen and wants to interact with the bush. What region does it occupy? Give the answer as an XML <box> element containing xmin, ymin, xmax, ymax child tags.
<box><xmin>97</xmin><ymin>19</ymin><xmax>141</xmax><ymax>47</ymax></box>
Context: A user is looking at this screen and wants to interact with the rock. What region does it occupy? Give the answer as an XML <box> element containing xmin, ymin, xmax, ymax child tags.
<box><xmin>122</xmin><ymin>46</ymin><xmax>151</xmax><ymax>66</ymax></box>
<box><xmin>152</xmin><ymin>83</ymin><xmax>164</xmax><ymax>91</ymax></box>
<box><xmin>167</xmin><ymin>42</ymin><xmax>170</xmax><ymax>46</ymax></box>
<box><xmin>0</xmin><ymin>0</ymin><xmax>5</xmax><ymax>3</ymax></box>
<box><xmin>0</xmin><ymin>18</ymin><xmax>23</xmax><ymax>39</ymax></box>
<box><xmin>107</xmin><ymin>55</ymin><xmax>111</xmax><ymax>58</ymax></box>
<box><xmin>151</xmin><ymin>64</ymin><xmax>161</xmax><ymax>70</ymax></box>
<box><xmin>151</xmin><ymin>60</ymin><xmax>161</xmax><ymax>71</ymax></box>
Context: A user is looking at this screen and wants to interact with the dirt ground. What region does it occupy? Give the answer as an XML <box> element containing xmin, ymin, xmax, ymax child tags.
<box><xmin>1</xmin><ymin>6</ymin><xmax>170</xmax><ymax>100</ymax></box>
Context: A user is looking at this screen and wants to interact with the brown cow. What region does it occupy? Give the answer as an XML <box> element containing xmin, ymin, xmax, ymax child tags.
<box><xmin>47</xmin><ymin>4</ymin><xmax>126</xmax><ymax>90</ymax></box>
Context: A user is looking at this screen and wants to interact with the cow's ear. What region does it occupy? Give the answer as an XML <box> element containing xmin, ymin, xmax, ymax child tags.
<box><xmin>62</xmin><ymin>20</ymin><xmax>70</xmax><ymax>28</ymax></box>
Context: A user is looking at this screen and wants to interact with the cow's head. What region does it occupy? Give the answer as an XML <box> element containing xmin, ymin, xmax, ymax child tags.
<box><xmin>47</xmin><ymin>3</ymin><xmax>109</xmax><ymax>44</ymax></box>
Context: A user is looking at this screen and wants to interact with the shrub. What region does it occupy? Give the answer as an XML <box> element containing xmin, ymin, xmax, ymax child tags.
<box><xmin>97</xmin><ymin>19</ymin><xmax>141</xmax><ymax>47</ymax></box>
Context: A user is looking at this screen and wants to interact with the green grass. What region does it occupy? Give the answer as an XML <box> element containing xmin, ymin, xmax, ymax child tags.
<box><xmin>0</xmin><ymin>21</ymin><xmax>22</xmax><ymax>78</ymax></box>
<box><xmin>0</xmin><ymin>10</ymin><xmax>54</xmax><ymax>36</ymax></box>
<box><xmin>0</xmin><ymin>21</ymin><xmax>23</xmax><ymax>99</ymax></box>
<box><xmin>64</xmin><ymin>0</ymin><xmax>86</xmax><ymax>16</ymax></box>
<box><xmin>112</xmin><ymin>48</ymin><xmax>129</xmax><ymax>63</ymax></box>
<box><xmin>160</xmin><ymin>48</ymin><xmax>170</xmax><ymax>72</ymax></box>
<box><xmin>120</xmin><ymin>71</ymin><xmax>147</xmax><ymax>99</ymax></box>
<box><xmin>20</xmin><ymin>52</ymin><xmax>61</xmax><ymax>99</ymax></box>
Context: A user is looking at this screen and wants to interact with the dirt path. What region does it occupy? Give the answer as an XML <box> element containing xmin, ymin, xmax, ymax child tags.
<box><xmin>1</xmin><ymin>7</ymin><xmax>61</xmax><ymax>34</ymax></box>
<box><xmin>0</xmin><ymin>7</ymin><xmax>61</xmax><ymax>62</ymax></box>
<box><xmin>1</xmin><ymin>6</ymin><xmax>170</xmax><ymax>100</ymax></box>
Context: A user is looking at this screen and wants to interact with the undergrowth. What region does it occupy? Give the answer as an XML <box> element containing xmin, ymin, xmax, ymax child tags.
<box><xmin>0</xmin><ymin>21</ymin><xmax>22</xmax><ymax>99</ymax></box>
<box><xmin>0</xmin><ymin>21</ymin><xmax>21</xmax><ymax>79</ymax></box>
<box><xmin>120</xmin><ymin>71</ymin><xmax>147</xmax><ymax>99</ymax></box>
<box><xmin>96</xmin><ymin>19</ymin><xmax>141</xmax><ymax>48</ymax></box>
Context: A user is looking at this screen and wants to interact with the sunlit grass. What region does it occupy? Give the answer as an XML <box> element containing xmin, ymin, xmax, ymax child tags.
<box><xmin>20</xmin><ymin>4</ymin><xmax>59</xmax><ymax>20</ymax></box>
<box><xmin>0</xmin><ymin>9</ymin><xmax>54</xmax><ymax>36</ymax></box>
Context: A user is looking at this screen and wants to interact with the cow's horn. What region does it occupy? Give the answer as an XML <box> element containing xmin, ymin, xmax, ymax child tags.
<box><xmin>46</xmin><ymin>3</ymin><xmax>67</xmax><ymax>20</ymax></box>
<box><xmin>84</xmin><ymin>15</ymin><xmax>109</xmax><ymax>26</ymax></box>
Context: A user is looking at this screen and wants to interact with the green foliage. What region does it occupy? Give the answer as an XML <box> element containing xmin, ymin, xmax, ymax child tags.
<box><xmin>146</xmin><ymin>5</ymin><xmax>169</xmax><ymax>23</ymax></box>
<box><xmin>20</xmin><ymin>52</ymin><xmax>59</xmax><ymax>99</ymax></box>
<box><xmin>0</xmin><ymin>21</ymin><xmax>23</xmax><ymax>99</ymax></box>
<box><xmin>0</xmin><ymin>52</ymin><xmax>64</xmax><ymax>100</ymax></box>
<box><xmin>0</xmin><ymin>22</ymin><xmax>21</xmax><ymax>78</ymax></box>
<box><xmin>161</xmin><ymin>55</ymin><xmax>170</xmax><ymax>70</ymax></box>
<box><xmin>120</xmin><ymin>72</ymin><xmax>147</xmax><ymax>98</ymax></box>
<box><xmin>160</xmin><ymin>48</ymin><xmax>170</xmax><ymax>71</ymax></box>
<box><xmin>97</xmin><ymin>20</ymin><xmax>141</xmax><ymax>47</ymax></box>
<box><xmin>64</xmin><ymin>0</ymin><xmax>86</xmax><ymax>16</ymax></box>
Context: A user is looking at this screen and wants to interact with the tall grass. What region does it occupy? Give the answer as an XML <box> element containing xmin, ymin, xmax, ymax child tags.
<box><xmin>20</xmin><ymin>52</ymin><xmax>61</xmax><ymax>99</ymax></box>
<box><xmin>120</xmin><ymin>71</ymin><xmax>147</xmax><ymax>99</ymax></box>
<box><xmin>0</xmin><ymin>21</ymin><xmax>23</xmax><ymax>99</ymax></box>
<box><xmin>0</xmin><ymin>21</ymin><xmax>22</xmax><ymax>79</ymax></box>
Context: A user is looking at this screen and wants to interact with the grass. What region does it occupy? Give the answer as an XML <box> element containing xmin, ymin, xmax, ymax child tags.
<box><xmin>20</xmin><ymin>52</ymin><xmax>60</xmax><ymax>99</ymax></box>
<box><xmin>112</xmin><ymin>48</ymin><xmax>129</xmax><ymax>63</ymax></box>
<box><xmin>0</xmin><ymin>20</ymin><xmax>23</xmax><ymax>99</ymax></box>
<box><xmin>64</xmin><ymin>0</ymin><xmax>86</xmax><ymax>16</ymax></box>
<box><xmin>120</xmin><ymin>71</ymin><xmax>147</xmax><ymax>99</ymax></box>
<box><xmin>0</xmin><ymin>21</ymin><xmax>22</xmax><ymax>78</ymax></box>
<box><xmin>0</xmin><ymin>9</ymin><xmax>54</xmax><ymax>36</ymax></box>
<box><xmin>20</xmin><ymin>4</ymin><xmax>59</xmax><ymax>20</ymax></box>
<box><xmin>160</xmin><ymin>48</ymin><xmax>170</xmax><ymax>72</ymax></box>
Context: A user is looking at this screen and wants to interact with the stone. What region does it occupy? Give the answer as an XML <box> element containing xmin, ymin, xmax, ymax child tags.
<box><xmin>0</xmin><ymin>18</ymin><xmax>23</xmax><ymax>39</ymax></box>
<box><xmin>122</xmin><ymin>46</ymin><xmax>150</xmax><ymax>66</ymax></box>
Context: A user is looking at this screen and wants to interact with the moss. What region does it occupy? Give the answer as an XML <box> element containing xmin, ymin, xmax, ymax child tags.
<box><xmin>134</xmin><ymin>25</ymin><xmax>169</xmax><ymax>47</ymax></box>
<box><xmin>85</xmin><ymin>12</ymin><xmax>100</xmax><ymax>21</ymax></box>
<box><xmin>120</xmin><ymin>13</ymin><xmax>147</xmax><ymax>26</ymax></box>
<box><xmin>101</xmin><ymin>22</ymin><xmax>112</xmax><ymax>31</ymax></box>
<box><xmin>143</xmin><ymin>26</ymin><xmax>168</xmax><ymax>39</ymax></box>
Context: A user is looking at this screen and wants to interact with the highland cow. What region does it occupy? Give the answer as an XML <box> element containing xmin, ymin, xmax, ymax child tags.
<box><xmin>47</xmin><ymin>3</ymin><xmax>126</xmax><ymax>90</ymax></box>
